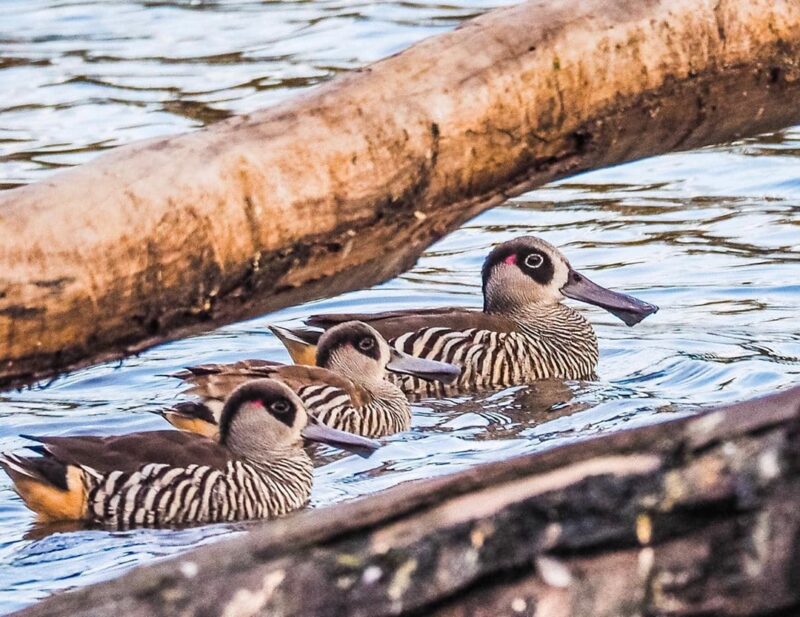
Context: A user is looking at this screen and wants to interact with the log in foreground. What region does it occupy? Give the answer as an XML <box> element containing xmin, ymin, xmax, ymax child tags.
<box><xmin>17</xmin><ymin>385</ymin><xmax>800</xmax><ymax>617</ymax></box>
<box><xmin>3</xmin><ymin>0</ymin><xmax>800</xmax><ymax>388</ymax></box>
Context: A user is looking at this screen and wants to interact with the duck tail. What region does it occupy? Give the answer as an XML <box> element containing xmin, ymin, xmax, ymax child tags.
<box><xmin>269</xmin><ymin>325</ymin><xmax>320</xmax><ymax>366</ymax></box>
<box><xmin>159</xmin><ymin>402</ymin><xmax>220</xmax><ymax>439</ymax></box>
<box><xmin>1</xmin><ymin>452</ymin><xmax>86</xmax><ymax>522</ymax></box>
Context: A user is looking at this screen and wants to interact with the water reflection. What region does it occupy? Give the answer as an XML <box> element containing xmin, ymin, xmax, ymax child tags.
<box><xmin>0</xmin><ymin>0</ymin><xmax>509</xmax><ymax>188</ymax></box>
<box><xmin>421</xmin><ymin>380</ymin><xmax>586</xmax><ymax>442</ymax></box>
<box><xmin>2</xmin><ymin>0</ymin><xmax>800</xmax><ymax>613</ymax></box>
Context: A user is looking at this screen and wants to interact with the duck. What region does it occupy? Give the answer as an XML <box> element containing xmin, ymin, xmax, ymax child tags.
<box><xmin>278</xmin><ymin>236</ymin><xmax>658</xmax><ymax>395</ymax></box>
<box><xmin>163</xmin><ymin>321</ymin><xmax>460</xmax><ymax>439</ymax></box>
<box><xmin>0</xmin><ymin>379</ymin><xmax>379</xmax><ymax>528</ymax></box>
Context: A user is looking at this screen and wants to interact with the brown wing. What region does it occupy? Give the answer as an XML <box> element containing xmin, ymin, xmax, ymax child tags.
<box><xmin>306</xmin><ymin>308</ymin><xmax>518</xmax><ymax>340</ymax></box>
<box><xmin>173</xmin><ymin>359</ymin><xmax>282</xmax><ymax>403</ymax></box>
<box><xmin>27</xmin><ymin>431</ymin><xmax>233</xmax><ymax>474</ymax></box>
<box><xmin>171</xmin><ymin>359</ymin><xmax>282</xmax><ymax>382</ymax></box>
<box><xmin>174</xmin><ymin>360</ymin><xmax>369</xmax><ymax>408</ymax></box>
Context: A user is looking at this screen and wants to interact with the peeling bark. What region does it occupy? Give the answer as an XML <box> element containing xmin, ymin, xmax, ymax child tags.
<box><xmin>2</xmin><ymin>0</ymin><xmax>800</xmax><ymax>388</ymax></box>
<box><xmin>15</xmin><ymin>386</ymin><xmax>800</xmax><ymax>617</ymax></box>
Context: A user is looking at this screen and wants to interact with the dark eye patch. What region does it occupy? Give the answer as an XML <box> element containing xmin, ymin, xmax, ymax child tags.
<box><xmin>520</xmin><ymin>250</ymin><xmax>554</xmax><ymax>285</ymax></box>
<box><xmin>357</xmin><ymin>335</ymin><xmax>378</xmax><ymax>357</ymax></box>
<box><xmin>524</xmin><ymin>253</ymin><xmax>544</xmax><ymax>269</ymax></box>
<box><xmin>268</xmin><ymin>397</ymin><xmax>297</xmax><ymax>427</ymax></box>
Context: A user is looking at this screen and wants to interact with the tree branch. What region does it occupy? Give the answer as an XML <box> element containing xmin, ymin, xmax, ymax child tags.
<box><xmin>2</xmin><ymin>0</ymin><xmax>800</xmax><ymax>388</ymax></box>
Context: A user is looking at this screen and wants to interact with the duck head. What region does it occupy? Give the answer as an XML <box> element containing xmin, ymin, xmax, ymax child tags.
<box><xmin>316</xmin><ymin>321</ymin><xmax>460</xmax><ymax>384</ymax></box>
<box><xmin>219</xmin><ymin>379</ymin><xmax>379</xmax><ymax>458</ymax></box>
<box><xmin>482</xmin><ymin>236</ymin><xmax>658</xmax><ymax>326</ymax></box>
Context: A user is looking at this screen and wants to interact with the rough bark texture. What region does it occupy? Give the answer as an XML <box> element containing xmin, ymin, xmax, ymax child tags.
<box><xmin>2</xmin><ymin>0</ymin><xmax>800</xmax><ymax>388</ymax></box>
<box><xmin>15</xmin><ymin>385</ymin><xmax>800</xmax><ymax>617</ymax></box>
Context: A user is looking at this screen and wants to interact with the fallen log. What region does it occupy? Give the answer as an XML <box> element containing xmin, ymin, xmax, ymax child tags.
<box><xmin>16</xmin><ymin>385</ymin><xmax>800</xmax><ymax>617</ymax></box>
<box><xmin>3</xmin><ymin>0</ymin><xmax>800</xmax><ymax>388</ymax></box>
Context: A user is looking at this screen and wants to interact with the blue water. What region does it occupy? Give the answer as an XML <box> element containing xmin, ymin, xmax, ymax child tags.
<box><xmin>1</xmin><ymin>1</ymin><xmax>799</xmax><ymax>612</ymax></box>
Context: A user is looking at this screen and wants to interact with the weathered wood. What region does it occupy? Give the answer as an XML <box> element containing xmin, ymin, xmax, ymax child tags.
<box><xmin>3</xmin><ymin>0</ymin><xmax>800</xmax><ymax>388</ymax></box>
<box><xmin>16</xmin><ymin>385</ymin><xmax>800</xmax><ymax>617</ymax></box>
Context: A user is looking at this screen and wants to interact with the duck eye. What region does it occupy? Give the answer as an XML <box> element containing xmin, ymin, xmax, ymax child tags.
<box><xmin>358</xmin><ymin>337</ymin><xmax>375</xmax><ymax>352</ymax></box>
<box><xmin>270</xmin><ymin>399</ymin><xmax>291</xmax><ymax>415</ymax></box>
<box><xmin>524</xmin><ymin>253</ymin><xmax>544</xmax><ymax>269</ymax></box>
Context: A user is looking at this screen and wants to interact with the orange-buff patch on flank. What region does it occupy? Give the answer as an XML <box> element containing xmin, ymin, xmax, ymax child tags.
<box><xmin>14</xmin><ymin>465</ymin><xmax>87</xmax><ymax>523</ymax></box>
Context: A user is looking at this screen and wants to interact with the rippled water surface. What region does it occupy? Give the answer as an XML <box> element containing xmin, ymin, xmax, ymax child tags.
<box><xmin>1</xmin><ymin>0</ymin><xmax>799</xmax><ymax>613</ymax></box>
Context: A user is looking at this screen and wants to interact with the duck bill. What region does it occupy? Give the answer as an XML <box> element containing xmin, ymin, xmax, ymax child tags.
<box><xmin>386</xmin><ymin>348</ymin><xmax>461</xmax><ymax>384</ymax></box>
<box><xmin>561</xmin><ymin>269</ymin><xmax>658</xmax><ymax>327</ymax></box>
<box><xmin>301</xmin><ymin>418</ymin><xmax>380</xmax><ymax>458</ymax></box>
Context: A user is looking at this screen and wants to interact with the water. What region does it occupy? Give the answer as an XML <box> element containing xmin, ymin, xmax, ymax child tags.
<box><xmin>1</xmin><ymin>1</ymin><xmax>799</xmax><ymax>613</ymax></box>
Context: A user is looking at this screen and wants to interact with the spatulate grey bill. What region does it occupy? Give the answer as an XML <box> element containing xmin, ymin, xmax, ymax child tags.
<box><xmin>385</xmin><ymin>347</ymin><xmax>461</xmax><ymax>383</ymax></box>
<box><xmin>301</xmin><ymin>416</ymin><xmax>380</xmax><ymax>457</ymax></box>
<box><xmin>560</xmin><ymin>270</ymin><xmax>657</xmax><ymax>326</ymax></box>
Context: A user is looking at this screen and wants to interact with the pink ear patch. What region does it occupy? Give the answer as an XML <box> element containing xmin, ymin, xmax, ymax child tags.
<box><xmin>503</xmin><ymin>254</ymin><xmax>517</xmax><ymax>265</ymax></box>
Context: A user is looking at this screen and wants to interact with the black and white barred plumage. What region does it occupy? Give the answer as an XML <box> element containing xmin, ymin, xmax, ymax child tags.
<box><xmin>298</xmin><ymin>382</ymin><xmax>409</xmax><ymax>437</ymax></box>
<box><xmin>81</xmin><ymin>455</ymin><xmax>313</xmax><ymax>529</ymax></box>
<box><xmin>1</xmin><ymin>380</ymin><xmax>379</xmax><ymax>527</ymax></box>
<box><xmin>389</xmin><ymin>305</ymin><xmax>598</xmax><ymax>396</ymax></box>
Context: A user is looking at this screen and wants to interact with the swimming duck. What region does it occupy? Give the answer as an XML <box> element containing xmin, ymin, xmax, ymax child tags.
<box><xmin>0</xmin><ymin>379</ymin><xmax>379</xmax><ymax>528</ymax></box>
<box><xmin>164</xmin><ymin>321</ymin><xmax>459</xmax><ymax>439</ymax></box>
<box><xmin>281</xmin><ymin>237</ymin><xmax>658</xmax><ymax>394</ymax></box>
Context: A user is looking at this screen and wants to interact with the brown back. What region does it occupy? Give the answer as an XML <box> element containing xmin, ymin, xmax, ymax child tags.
<box><xmin>31</xmin><ymin>431</ymin><xmax>234</xmax><ymax>474</ymax></box>
<box><xmin>176</xmin><ymin>360</ymin><xmax>369</xmax><ymax>407</ymax></box>
<box><xmin>307</xmin><ymin>307</ymin><xmax>519</xmax><ymax>340</ymax></box>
